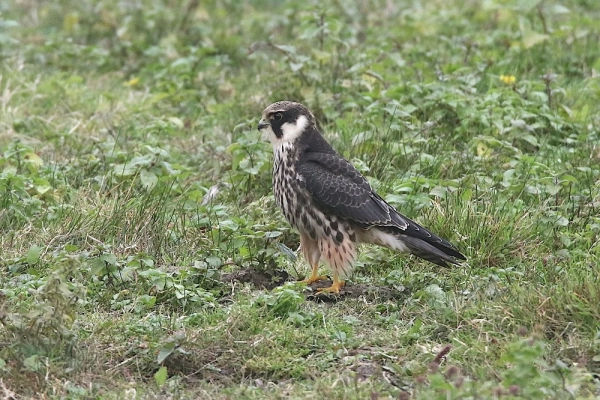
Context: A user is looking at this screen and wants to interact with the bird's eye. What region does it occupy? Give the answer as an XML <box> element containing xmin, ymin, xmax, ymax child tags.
<box><xmin>273</xmin><ymin>112</ymin><xmax>283</xmax><ymax>121</ymax></box>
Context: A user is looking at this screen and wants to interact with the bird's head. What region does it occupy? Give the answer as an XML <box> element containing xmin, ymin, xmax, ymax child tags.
<box><xmin>257</xmin><ymin>101</ymin><xmax>316</xmax><ymax>146</ymax></box>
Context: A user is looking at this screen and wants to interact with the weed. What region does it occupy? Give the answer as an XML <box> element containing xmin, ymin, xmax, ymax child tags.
<box><xmin>1</xmin><ymin>0</ymin><xmax>600</xmax><ymax>398</ymax></box>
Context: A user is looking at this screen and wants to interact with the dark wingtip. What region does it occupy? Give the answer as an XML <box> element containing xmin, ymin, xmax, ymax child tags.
<box><xmin>443</xmin><ymin>246</ymin><xmax>467</xmax><ymax>262</ymax></box>
<box><xmin>399</xmin><ymin>235</ymin><xmax>466</xmax><ymax>267</ymax></box>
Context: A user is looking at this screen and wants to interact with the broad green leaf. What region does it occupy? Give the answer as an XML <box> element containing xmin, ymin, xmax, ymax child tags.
<box><xmin>429</xmin><ymin>186</ymin><xmax>448</xmax><ymax>197</ymax></box>
<box><xmin>90</xmin><ymin>258</ymin><xmax>107</xmax><ymax>275</ymax></box>
<box><xmin>26</xmin><ymin>245</ymin><xmax>42</xmax><ymax>266</ymax></box>
<box><xmin>276</xmin><ymin>242</ymin><xmax>297</xmax><ymax>262</ymax></box>
<box><xmin>461</xmin><ymin>189</ymin><xmax>473</xmax><ymax>201</ymax></box>
<box><xmin>168</xmin><ymin>117</ymin><xmax>184</xmax><ymax>129</ymax></box>
<box><xmin>140</xmin><ymin>169</ymin><xmax>158</xmax><ymax>189</ymax></box>
<box><xmin>157</xmin><ymin>342</ymin><xmax>176</xmax><ymax>364</ymax></box>
<box><xmin>23</xmin><ymin>355</ymin><xmax>42</xmax><ymax>372</ymax></box>
<box><xmin>273</xmin><ymin>44</ymin><xmax>296</xmax><ymax>54</ymax></box>
<box><xmin>555</xmin><ymin>216</ymin><xmax>569</xmax><ymax>227</ymax></box>
<box><xmin>127</xmin><ymin>154</ymin><xmax>154</xmax><ymax>168</ymax></box>
<box><xmin>154</xmin><ymin>366</ymin><xmax>168</xmax><ymax>387</ymax></box>
<box><xmin>205</xmin><ymin>256</ymin><xmax>222</xmax><ymax>267</ymax></box>
<box><xmin>522</xmin><ymin>31</ymin><xmax>549</xmax><ymax>48</ymax></box>
<box><xmin>101</xmin><ymin>253</ymin><xmax>117</xmax><ymax>266</ymax></box>
<box><xmin>25</xmin><ymin>153</ymin><xmax>44</xmax><ymax>168</ymax></box>
<box><xmin>521</xmin><ymin>134</ymin><xmax>539</xmax><ymax>147</ymax></box>
<box><xmin>264</xmin><ymin>231</ymin><xmax>283</xmax><ymax>238</ymax></box>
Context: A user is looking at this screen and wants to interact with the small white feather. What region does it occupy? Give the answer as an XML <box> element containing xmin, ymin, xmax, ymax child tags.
<box><xmin>357</xmin><ymin>228</ymin><xmax>409</xmax><ymax>252</ymax></box>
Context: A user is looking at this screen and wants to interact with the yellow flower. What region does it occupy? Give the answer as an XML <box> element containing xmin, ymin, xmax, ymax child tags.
<box><xmin>500</xmin><ymin>75</ymin><xmax>516</xmax><ymax>85</ymax></box>
<box><xmin>124</xmin><ymin>77</ymin><xmax>140</xmax><ymax>87</ymax></box>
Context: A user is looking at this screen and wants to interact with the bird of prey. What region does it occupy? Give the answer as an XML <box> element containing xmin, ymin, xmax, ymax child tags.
<box><xmin>257</xmin><ymin>101</ymin><xmax>466</xmax><ymax>294</ymax></box>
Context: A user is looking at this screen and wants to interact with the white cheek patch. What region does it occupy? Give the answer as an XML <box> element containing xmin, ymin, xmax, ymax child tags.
<box><xmin>280</xmin><ymin>115</ymin><xmax>308</xmax><ymax>143</ymax></box>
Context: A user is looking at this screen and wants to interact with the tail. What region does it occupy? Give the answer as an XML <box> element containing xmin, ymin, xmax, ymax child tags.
<box><xmin>396</xmin><ymin>232</ymin><xmax>465</xmax><ymax>267</ymax></box>
<box><xmin>351</xmin><ymin>192</ymin><xmax>466</xmax><ymax>267</ymax></box>
<box><xmin>360</xmin><ymin>223</ymin><xmax>466</xmax><ymax>268</ymax></box>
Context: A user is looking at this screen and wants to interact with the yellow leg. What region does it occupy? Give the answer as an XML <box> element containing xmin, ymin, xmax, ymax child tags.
<box><xmin>317</xmin><ymin>272</ymin><xmax>345</xmax><ymax>294</ymax></box>
<box><xmin>300</xmin><ymin>262</ymin><xmax>327</xmax><ymax>285</ymax></box>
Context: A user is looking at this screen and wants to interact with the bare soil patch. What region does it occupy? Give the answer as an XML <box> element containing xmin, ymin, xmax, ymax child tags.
<box><xmin>222</xmin><ymin>267</ymin><xmax>408</xmax><ymax>302</ymax></box>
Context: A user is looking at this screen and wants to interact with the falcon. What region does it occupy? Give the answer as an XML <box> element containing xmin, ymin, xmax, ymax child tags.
<box><xmin>257</xmin><ymin>101</ymin><xmax>466</xmax><ymax>294</ymax></box>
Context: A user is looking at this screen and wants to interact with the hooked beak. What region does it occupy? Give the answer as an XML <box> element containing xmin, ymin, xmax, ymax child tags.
<box><xmin>257</xmin><ymin>119</ymin><xmax>270</xmax><ymax>131</ymax></box>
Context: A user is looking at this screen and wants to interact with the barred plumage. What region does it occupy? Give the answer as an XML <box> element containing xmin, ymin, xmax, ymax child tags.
<box><xmin>257</xmin><ymin>101</ymin><xmax>466</xmax><ymax>294</ymax></box>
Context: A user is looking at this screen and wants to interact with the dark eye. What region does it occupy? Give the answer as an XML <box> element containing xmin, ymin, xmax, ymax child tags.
<box><xmin>273</xmin><ymin>112</ymin><xmax>283</xmax><ymax>121</ymax></box>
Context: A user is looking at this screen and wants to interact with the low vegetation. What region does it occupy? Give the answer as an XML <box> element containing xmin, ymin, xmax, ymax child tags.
<box><xmin>1</xmin><ymin>0</ymin><xmax>599</xmax><ymax>398</ymax></box>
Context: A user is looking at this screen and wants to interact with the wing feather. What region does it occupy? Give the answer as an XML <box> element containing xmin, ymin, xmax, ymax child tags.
<box><xmin>297</xmin><ymin>152</ymin><xmax>405</xmax><ymax>228</ymax></box>
<box><xmin>297</xmin><ymin>152</ymin><xmax>465</xmax><ymax>261</ymax></box>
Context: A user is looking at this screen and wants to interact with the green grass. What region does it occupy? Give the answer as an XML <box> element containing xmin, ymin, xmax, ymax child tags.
<box><xmin>1</xmin><ymin>0</ymin><xmax>600</xmax><ymax>398</ymax></box>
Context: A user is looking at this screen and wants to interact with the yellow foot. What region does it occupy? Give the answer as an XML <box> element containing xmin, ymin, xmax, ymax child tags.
<box><xmin>300</xmin><ymin>275</ymin><xmax>328</xmax><ymax>285</ymax></box>
<box><xmin>317</xmin><ymin>280</ymin><xmax>345</xmax><ymax>294</ymax></box>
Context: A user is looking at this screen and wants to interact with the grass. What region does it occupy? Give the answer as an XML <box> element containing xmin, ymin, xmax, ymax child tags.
<box><xmin>1</xmin><ymin>0</ymin><xmax>600</xmax><ymax>398</ymax></box>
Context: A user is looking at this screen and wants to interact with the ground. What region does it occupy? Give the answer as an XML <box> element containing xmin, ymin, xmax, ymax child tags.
<box><xmin>1</xmin><ymin>0</ymin><xmax>600</xmax><ymax>399</ymax></box>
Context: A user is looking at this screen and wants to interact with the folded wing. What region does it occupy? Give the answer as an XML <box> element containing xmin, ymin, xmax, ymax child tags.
<box><xmin>297</xmin><ymin>152</ymin><xmax>465</xmax><ymax>266</ymax></box>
